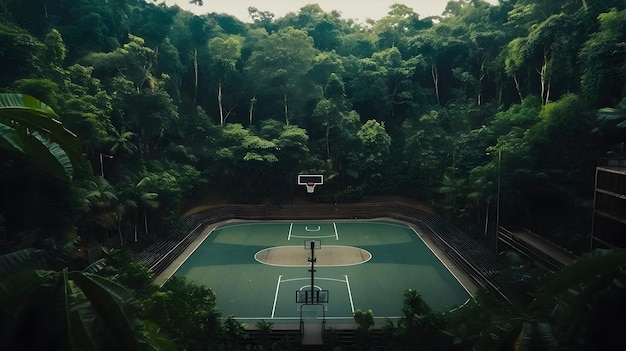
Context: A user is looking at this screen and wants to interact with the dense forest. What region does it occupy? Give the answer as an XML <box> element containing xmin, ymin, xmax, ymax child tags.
<box><xmin>1</xmin><ymin>0</ymin><xmax>626</xmax><ymax>350</ymax></box>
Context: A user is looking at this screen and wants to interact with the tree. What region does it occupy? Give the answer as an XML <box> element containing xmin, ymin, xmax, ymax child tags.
<box><xmin>392</xmin><ymin>289</ymin><xmax>446</xmax><ymax>350</ymax></box>
<box><xmin>207</xmin><ymin>36</ymin><xmax>242</xmax><ymax>125</ymax></box>
<box><xmin>371</xmin><ymin>47</ymin><xmax>420</xmax><ymax>127</ymax></box>
<box><xmin>349</xmin><ymin>57</ymin><xmax>389</xmax><ymax>119</ymax></box>
<box><xmin>580</xmin><ymin>8</ymin><xmax>626</xmax><ymax>106</ymax></box>
<box><xmin>0</xmin><ymin>22</ymin><xmax>45</xmax><ymax>87</ymax></box>
<box><xmin>82</xmin><ymin>177</ymin><xmax>120</xmax><ymax>242</ymax></box>
<box><xmin>143</xmin><ymin>276</ymin><xmax>222</xmax><ymax>351</ymax></box>
<box><xmin>348</xmin><ymin>119</ymin><xmax>391</xmax><ymax>182</ymax></box>
<box><xmin>244</xmin><ymin>27</ymin><xmax>319</xmax><ymax>124</ymax></box>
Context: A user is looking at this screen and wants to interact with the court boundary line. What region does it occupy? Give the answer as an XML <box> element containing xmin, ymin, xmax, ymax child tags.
<box><xmin>271</xmin><ymin>275</ymin><xmax>282</xmax><ymax>318</ymax></box>
<box><xmin>158</xmin><ymin>225</ymin><xmax>219</xmax><ymax>287</ymax></box>
<box><xmin>345</xmin><ymin>275</ymin><xmax>355</xmax><ymax>313</ymax></box>
<box><xmin>406</xmin><ymin>226</ymin><xmax>475</xmax><ymax>298</ymax></box>
<box><xmin>289</xmin><ymin>234</ymin><xmax>336</xmax><ymax>239</ymax></box>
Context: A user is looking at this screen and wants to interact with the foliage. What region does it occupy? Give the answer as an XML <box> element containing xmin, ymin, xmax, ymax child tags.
<box><xmin>0</xmin><ymin>249</ymin><xmax>175</xmax><ymax>350</ymax></box>
<box><xmin>143</xmin><ymin>276</ymin><xmax>223</xmax><ymax>350</ymax></box>
<box><xmin>353</xmin><ymin>308</ymin><xmax>374</xmax><ymax>332</ymax></box>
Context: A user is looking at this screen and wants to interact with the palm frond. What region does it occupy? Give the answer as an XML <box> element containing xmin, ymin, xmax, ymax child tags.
<box><xmin>69</xmin><ymin>272</ymin><xmax>144</xmax><ymax>349</ymax></box>
<box><xmin>0</xmin><ymin>248</ymin><xmax>43</xmax><ymax>277</ymax></box>
<box><xmin>533</xmin><ymin>249</ymin><xmax>626</xmax><ymax>306</ymax></box>
<box><xmin>0</xmin><ymin>269</ymin><xmax>55</xmax><ymax>307</ymax></box>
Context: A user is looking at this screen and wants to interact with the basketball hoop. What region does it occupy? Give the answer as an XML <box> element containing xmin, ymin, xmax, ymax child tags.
<box><xmin>298</xmin><ymin>174</ymin><xmax>323</xmax><ymax>193</ymax></box>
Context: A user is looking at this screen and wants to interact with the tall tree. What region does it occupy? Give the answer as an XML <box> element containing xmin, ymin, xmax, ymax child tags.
<box><xmin>207</xmin><ymin>36</ymin><xmax>242</xmax><ymax>125</ymax></box>
<box><xmin>579</xmin><ymin>8</ymin><xmax>626</xmax><ymax>107</ymax></box>
<box><xmin>348</xmin><ymin>119</ymin><xmax>391</xmax><ymax>182</ymax></box>
<box><xmin>244</xmin><ymin>27</ymin><xmax>318</xmax><ymax>124</ymax></box>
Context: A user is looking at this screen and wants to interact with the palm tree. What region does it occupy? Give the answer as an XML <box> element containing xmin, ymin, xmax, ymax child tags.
<box><xmin>0</xmin><ymin>93</ymin><xmax>83</xmax><ymax>182</ymax></box>
<box><xmin>438</xmin><ymin>173</ymin><xmax>466</xmax><ymax>210</ymax></box>
<box><xmin>0</xmin><ymin>248</ymin><xmax>175</xmax><ymax>350</ymax></box>
<box><xmin>83</xmin><ymin>177</ymin><xmax>120</xmax><ymax>243</ymax></box>
<box><xmin>110</xmin><ymin>127</ymin><xmax>138</xmax><ymax>156</ymax></box>
<box><xmin>135</xmin><ymin>177</ymin><xmax>159</xmax><ymax>240</ymax></box>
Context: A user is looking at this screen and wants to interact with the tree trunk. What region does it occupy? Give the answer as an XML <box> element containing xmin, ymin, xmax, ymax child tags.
<box><xmin>118</xmin><ymin>219</ymin><xmax>124</xmax><ymax>246</ymax></box>
<box><xmin>513</xmin><ymin>75</ymin><xmax>523</xmax><ymax>103</ymax></box>
<box><xmin>144</xmin><ymin>209</ymin><xmax>149</xmax><ymax>236</ymax></box>
<box><xmin>284</xmin><ymin>91</ymin><xmax>289</xmax><ymax>125</ymax></box>
<box><xmin>478</xmin><ymin>58</ymin><xmax>486</xmax><ymax>106</ymax></box>
<box><xmin>249</xmin><ymin>96</ymin><xmax>256</xmax><ymax>126</ymax></box>
<box><xmin>484</xmin><ymin>201</ymin><xmax>490</xmax><ymax>237</ymax></box>
<box><xmin>218</xmin><ymin>81</ymin><xmax>224</xmax><ymax>125</ymax></box>
<box><xmin>193</xmin><ymin>48</ymin><xmax>198</xmax><ymax>105</ymax></box>
<box><xmin>325</xmin><ymin>123</ymin><xmax>331</xmax><ymax>159</ymax></box>
<box><xmin>538</xmin><ymin>50</ymin><xmax>550</xmax><ymax>105</ymax></box>
<box><xmin>431</xmin><ymin>64</ymin><xmax>440</xmax><ymax>105</ymax></box>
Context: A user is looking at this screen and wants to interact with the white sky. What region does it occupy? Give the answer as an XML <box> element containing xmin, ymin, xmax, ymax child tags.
<box><xmin>159</xmin><ymin>0</ymin><xmax>499</xmax><ymax>23</ymax></box>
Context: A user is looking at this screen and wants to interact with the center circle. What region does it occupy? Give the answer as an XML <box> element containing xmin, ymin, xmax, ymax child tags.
<box><xmin>254</xmin><ymin>246</ymin><xmax>372</xmax><ymax>266</ymax></box>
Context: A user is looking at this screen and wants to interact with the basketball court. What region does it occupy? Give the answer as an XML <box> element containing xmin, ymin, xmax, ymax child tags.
<box><xmin>163</xmin><ymin>220</ymin><xmax>474</xmax><ymax>327</ymax></box>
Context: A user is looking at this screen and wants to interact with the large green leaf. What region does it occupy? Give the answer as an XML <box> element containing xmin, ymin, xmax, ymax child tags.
<box><xmin>473</xmin><ymin>319</ymin><xmax>524</xmax><ymax>351</ymax></box>
<box><xmin>0</xmin><ymin>269</ymin><xmax>54</xmax><ymax>307</ymax></box>
<box><xmin>26</xmin><ymin>130</ymin><xmax>74</xmax><ymax>182</ymax></box>
<box><xmin>69</xmin><ymin>271</ymin><xmax>146</xmax><ymax>350</ymax></box>
<box><xmin>63</xmin><ymin>270</ymin><xmax>98</xmax><ymax>351</ymax></box>
<box><xmin>141</xmin><ymin>321</ymin><xmax>177</xmax><ymax>351</ymax></box>
<box><xmin>0</xmin><ymin>93</ymin><xmax>82</xmax><ymax>181</ymax></box>
<box><xmin>521</xmin><ymin>321</ymin><xmax>558</xmax><ymax>351</ymax></box>
<box><xmin>0</xmin><ymin>248</ymin><xmax>42</xmax><ymax>278</ymax></box>
<box><xmin>0</xmin><ymin>123</ymin><xmax>23</xmax><ymax>151</ymax></box>
<box><xmin>82</xmin><ymin>258</ymin><xmax>108</xmax><ymax>274</ymax></box>
<box><xmin>533</xmin><ymin>249</ymin><xmax>626</xmax><ymax>305</ymax></box>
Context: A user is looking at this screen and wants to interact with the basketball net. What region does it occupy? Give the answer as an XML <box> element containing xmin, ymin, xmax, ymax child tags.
<box><xmin>306</xmin><ymin>182</ymin><xmax>315</xmax><ymax>193</ymax></box>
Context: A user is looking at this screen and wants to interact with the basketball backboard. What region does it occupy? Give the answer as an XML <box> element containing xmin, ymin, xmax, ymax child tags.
<box><xmin>296</xmin><ymin>289</ymin><xmax>329</xmax><ymax>304</ymax></box>
<box><xmin>304</xmin><ymin>240</ymin><xmax>321</xmax><ymax>250</ymax></box>
<box><xmin>298</xmin><ymin>174</ymin><xmax>323</xmax><ymax>193</ymax></box>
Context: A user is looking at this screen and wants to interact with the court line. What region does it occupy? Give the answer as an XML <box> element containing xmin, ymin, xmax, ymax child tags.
<box><xmin>298</xmin><ymin>285</ymin><xmax>322</xmax><ymax>291</ymax></box>
<box><xmin>333</xmin><ymin>222</ymin><xmax>338</xmax><ymax>240</ymax></box>
<box><xmin>345</xmin><ymin>275</ymin><xmax>354</xmax><ymax>313</ymax></box>
<box><xmin>288</xmin><ymin>222</ymin><xmax>293</xmax><ymax>240</ymax></box>
<box><xmin>406</xmin><ymin>225</ymin><xmax>475</xmax><ymax>298</ymax></box>
<box><xmin>289</xmin><ymin>234</ymin><xmax>336</xmax><ymax>239</ymax></box>
<box><xmin>271</xmin><ymin>275</ymin><xmax>282</xmax><ymax>318</ymax></box>
<box><xmin>157</xmin><ymin>224</ymin><xmax>218</xmax><ymax>286</ymax></box>
<box><xmin>281</xmin><ymin>277</ymin><xmax>347</xmax><ymax>283</ymax></box>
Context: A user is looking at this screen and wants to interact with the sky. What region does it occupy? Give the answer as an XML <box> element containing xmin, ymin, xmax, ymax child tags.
<box><xmin>159</xmin><ymin>0</ymin><xmax>499</xmax><ymax>23</ymax></box>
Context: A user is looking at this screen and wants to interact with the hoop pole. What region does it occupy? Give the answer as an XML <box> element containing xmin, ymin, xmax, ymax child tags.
<box><xmin>308</xmin><ymin>241</ymin><xmax>316</xmax><ymax>302</ymax></box>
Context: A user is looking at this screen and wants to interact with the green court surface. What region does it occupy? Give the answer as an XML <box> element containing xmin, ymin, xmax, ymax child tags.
<box><xmin>172</xmin><ymin>220</ymin><xmax>472</xmax><ymax>324</ymax></box>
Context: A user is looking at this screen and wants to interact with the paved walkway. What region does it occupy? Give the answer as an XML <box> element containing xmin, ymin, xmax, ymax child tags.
<box><xmin>500</xmin><ymin>227</ymin><xmax>577</xmax><ymax>268</ymax></box>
